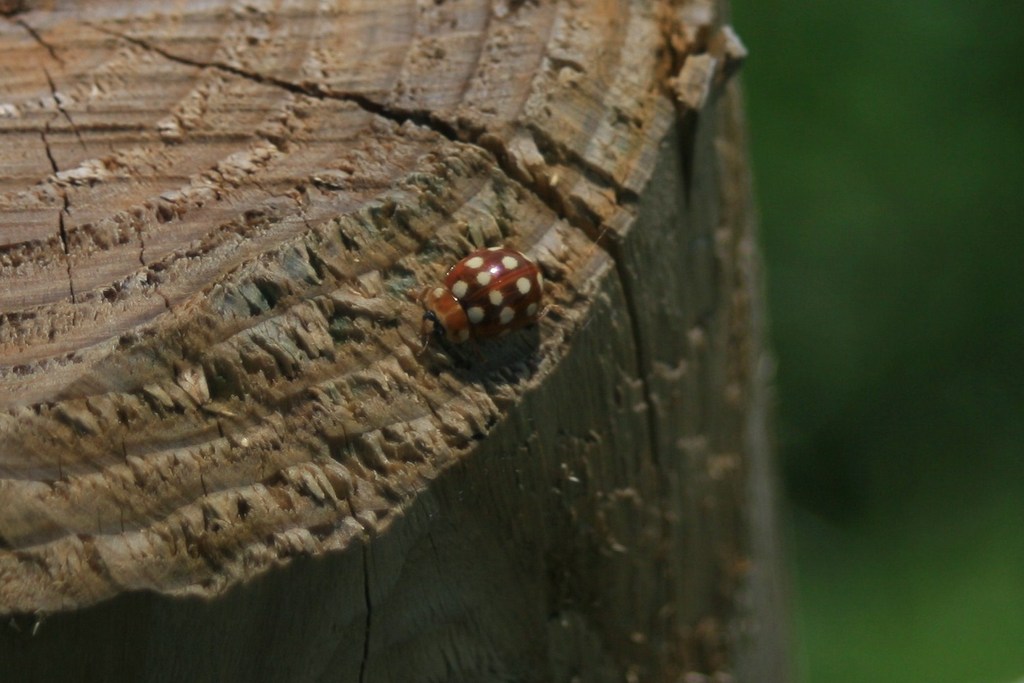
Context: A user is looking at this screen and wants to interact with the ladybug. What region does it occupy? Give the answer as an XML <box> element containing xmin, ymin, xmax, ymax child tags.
<box><xmin>420</xmin><ymin>246</ymin><xmax>544</xmax><ymax>344</ymax></box>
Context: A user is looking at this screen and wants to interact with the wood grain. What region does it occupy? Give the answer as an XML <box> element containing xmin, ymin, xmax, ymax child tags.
<box><xmin>0</xmin><ymin>1</ymin><xmax>784</xmax><ymax>680</ymax></box>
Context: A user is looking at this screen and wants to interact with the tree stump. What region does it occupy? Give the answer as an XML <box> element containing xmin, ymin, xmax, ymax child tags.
<box><xmin>0</xmin><ymin>1</ymin><xmax>785</xmax><ymax>681</ymax></box>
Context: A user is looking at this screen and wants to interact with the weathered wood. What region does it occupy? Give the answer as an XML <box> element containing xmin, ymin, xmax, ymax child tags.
<box><xmin>0</xmin><ymin>0</ymin><xmax>785</xmax><ymax>680</ymax></box>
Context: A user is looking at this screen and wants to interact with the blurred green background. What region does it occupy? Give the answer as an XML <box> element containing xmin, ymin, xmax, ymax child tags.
<box><xmin>731</xmin><ymin>1</ymin><xmax>1024</xmax><ymax>681</ymax></box>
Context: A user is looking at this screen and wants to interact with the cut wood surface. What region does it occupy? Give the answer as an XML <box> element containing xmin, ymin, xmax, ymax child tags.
<box><xmin>0</xmin><ymin>0</ymin><xmax>785</xmax><ymax>681</ymax></box>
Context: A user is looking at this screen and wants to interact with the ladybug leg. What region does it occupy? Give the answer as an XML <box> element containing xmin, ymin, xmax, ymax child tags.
<box><xmin>415</xmin><ymin>332</ymin><xmax>431</xmax><ymax>357</ymax></box>
<box><xmin>417</xmin><ymin>309</ymin><xmax>439</xmax><ymax>356</ymax></box>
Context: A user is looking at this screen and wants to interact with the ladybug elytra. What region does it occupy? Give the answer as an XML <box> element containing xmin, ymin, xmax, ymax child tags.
<box><xmin>420</xmin><ymin>246</ymin><xmax>544</xmax><ymax>344</ymax></box>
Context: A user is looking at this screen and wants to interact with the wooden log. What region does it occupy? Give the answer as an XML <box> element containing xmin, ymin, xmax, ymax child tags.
<box><xmin>0</xmin><ymin>0</ymin><xmax>786</xmax><ymax>680</ymax></box>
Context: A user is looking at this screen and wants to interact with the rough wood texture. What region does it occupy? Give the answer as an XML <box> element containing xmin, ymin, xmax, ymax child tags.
<box><xmin>0</xmin><ymin>0</ymin><xmax>786</xmax><ymax>680</ymax></box>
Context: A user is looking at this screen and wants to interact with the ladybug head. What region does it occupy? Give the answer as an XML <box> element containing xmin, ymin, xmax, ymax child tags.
<box><xmin>420</xmin><ymin>287</ymin><xmax>470</xmax><ymax>344</ymax></box>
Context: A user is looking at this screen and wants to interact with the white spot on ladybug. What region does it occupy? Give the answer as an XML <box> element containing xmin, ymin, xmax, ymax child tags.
<box><xmin>502</xmin><ymin>255</ymin><xmax>519</xmax><ymax>269</ymax></box>
<box><xmin>465</xmin><ymin>256</ymin><xmax>485</xmax><ymax>269</ymax></box>
<box><xmin>526</xmin><ymin>302</ymin><xmax>538</xmax><ymax>317</ymax></box>
<box><xmin>458</xmin><ymin>328</ymin><xmax>470</xmax><ymax>342</ymax></box>
<box><xmin>432</xmin><ymin>287</ymin><xmax>445</xmax><ymax>298</ymax></box>
<box><xmin>489</xmin><ymin>290</ymin><xmax>503</xmax><ymax>306</ymax></box>
<box><xmin>487</xmin><ymin>246</ymin><xmax>502</xmax><ymax>251</ymax></box>
<box><xmin>468</xmin><ymin>306</ymin><xmax>485</xmax><ymax>324</ymax></box>
<box><xmin>516</xmin><ymin>277</ymin><xmax>531</xmax><ymax>294</ymax></box>
<box><xmin>499</xmin><ymin>307</ymin><xmax>514</xmax><ymax>324</ymax></box>
<box><xmin>476</xmin><ymin>271</ymin><xmax>492</xmax><ymax>286</ymax></box>
<box><xmin>452</xmin><ymin>280</ymin><xmax>469</xmax><ymax>298</ymax></box>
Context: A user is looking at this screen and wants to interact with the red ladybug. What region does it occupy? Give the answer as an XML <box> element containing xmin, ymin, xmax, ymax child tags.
<box><xmin>420</xmin><ymin>246</ymin><xmax>544</xmax><ymax>344</ymax></box>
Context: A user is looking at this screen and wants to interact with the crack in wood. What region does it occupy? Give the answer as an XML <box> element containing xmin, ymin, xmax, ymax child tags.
<box><xmin>525</xmin><ymin>121</ymin><xmax>640</xmax><ymax>206</ymax></box>
<box><xmin>358</xmin><ymin>542</ymin><xmax>372</xmax><ymax>683</ymax></box>
<box><xmin>41</xmin><ymin>66</ymin><xmax>86</xmax><ymax>150</ymax></box>
<box><xmin>38</xmin><ymin>128</ymin><xmax>77</xmax><ymax>304</ymax></box>
<box><xmin>87</xmin><ymin>24</ymin><xmax>630</xmax><ymax>247</ymax></box>
<box><xmin>38</xmin><ymin>128</ymin><xmax>58</xmax><ymax>176</ymax></box>
<box><xmin>37</xmin><ymin>63</ymin><xmax>89</xmax><ymax>305</ymax></box>
<box><xmin>14</xmin><ymin>18</ymin><xmax>62</xmax><ymax>65</ymax></box>
<box><xmin>607</xmin><ymin>243</ymin><xmax>662</xmax><ymax>465</ymax></box>
<box><xmin>136</xmin><ymin>228</ymin><xmax>172</xmax><ymax>311</ymax></box>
